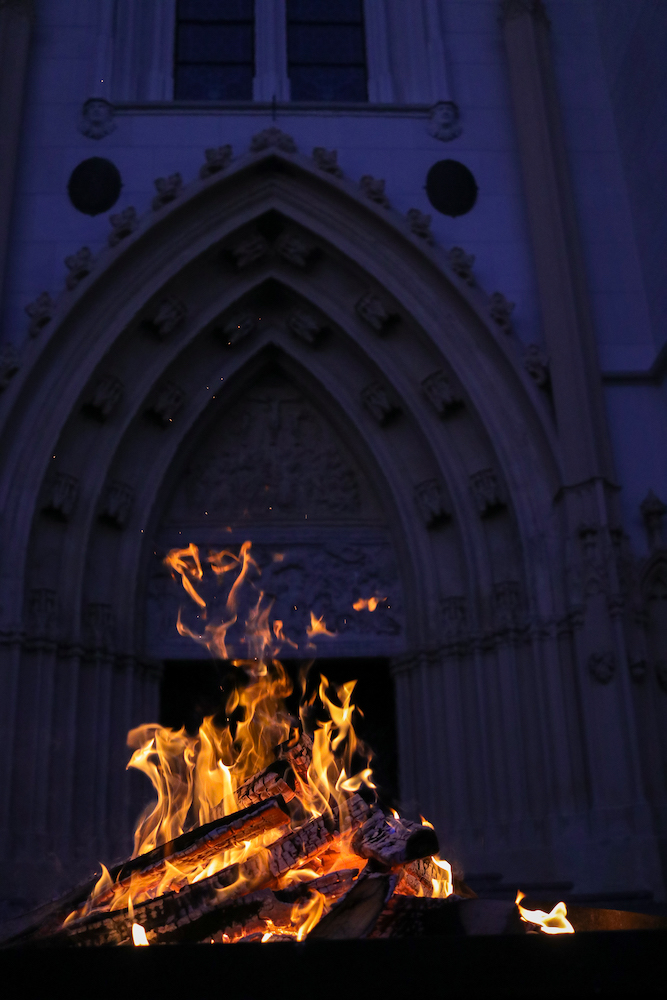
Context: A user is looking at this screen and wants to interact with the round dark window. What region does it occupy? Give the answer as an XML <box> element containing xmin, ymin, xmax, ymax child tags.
<box><xmin>67</xmin><ymin>157</ymin><xmax>122</xmax><ymax>216</ymax></box>
<box><xmin>425</xmin><ymin>160</ymin><xmax>478</xmax><ymax>217</ymax></box>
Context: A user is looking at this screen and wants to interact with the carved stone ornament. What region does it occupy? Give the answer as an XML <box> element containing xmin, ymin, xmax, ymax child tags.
<box><xmin>83</xmin><ymin>603</ymin><xmax>115</xmax><ymax>651</ymax></box>
<box><xmin>143</xmin><ymin>297</ymin><xmax>187</xmax><ymax>340</ymax></box>
<box><xmin>222</xmin><ymin>312</ymin><xmax>256</xmax><ymax>347</ymax></box>
<box><xmin>359</xmin><ymin>175</ymin><xmax>390</xmax><ymax>208</ymax></box>
<box><xmin>578</xmin><ymin>523</ymin><xmax>608</xmax><ymax>597</ymax></box>
<box><xmin>232</xmin><ymin>232</ymin><xmax>270</xmax><ymax>269</ymax></box>
<box><xmin>78</xmin><ymin>97</ymin><xmax>116</xmax><ymax>140</ymax></box>
<box><xmin>250</xmin><ymin>127</ymin><xmax>297</xmax><ymax>153</ymax></box>
<box><xmin>44</xmin><ymin>472</ymin><xmax>79</xmax><ymax>520</ymax></box>
<box><xmin>427</xmin><ymin>101</ymin><xmax>462</xmax><ymax>143</ymax></box>
<box><xmin>108</xmin><ymin>206</ymin><xmax>138</xmax><ymax>247</ymax></box>
<box><xmin>287</xmin><ymin>308</ymin><xmax>324</xmax><ymax>344</ymax></box>
<box><xmin>149</xmin><ymin>381</ymin><xmax>186</xmax><ymax>424</ymax></box>
<box><xmin>199</xmin><ymin>144</ymin><xmax>233</xmax><ymax>178</ymax></box>
<box><xmin>406</xmin><ymin>208</ymin><xmax>434</xmax><ymax>244</ymax></box>
<box><xmin>629</xmin><ymin>656</ymin><xmax>647</xmax><ymax>683</ymax></box>
<box><xmin>640</xmin><ymin>490</ymin><xmax>667</xmax><ymax>553</ymax></box>
<box><xmin>447</xmin><ymin>247</ymin><xmax>475</xmax><ymax>284</ymax></box>
<box><xmin>25</xmin><ymin>291</ymin><xmax>55</xmax><ymax>337</ymax></box>
<box><xmin>85</xmin><ymin>374</ymin><xmax>124</xmax><ymax>420</ymax></box>
<box><xmin>152</xmin><ymin>173</ymin><xmax>183</xmax><ymax>211</ymax></box>
<box><xmin>442</xmin><ymin>595</ymin><xmax>468</xmax><ymax>639</ymax></box>
<box><xmin>275</xmin><ymin>231</ymin><xmax>315</xmax><ymax>268</ymax></box>
<box><xmin>355</xmin><ymin>292</ymin><xmax>395</xmax><ymax>332</ymax></box>
<box><xmin>421</xmin><ymin>369</ymin><xmax>463</xmax><ymax>416</ymax></box>
<box><xmin>27</xmin><ymin>589</ymin><xmax>57</xmax><ymax>641</ymax></box>
<box><xmin>588</xmin><ymin>651</ymin><xmax>616</xmax><ymax>684</ymax></box>
<box><xmin>415</xmin><ymin>478</ymin><xmax>449</xmax><ymax>528</ymax></box>
<box><xmin>64</xmin><ymin>246</ymin><xmax>94</xmax><ymax>290</ymax></box>
<box><xmin>500</xmin><ymin>0</ymin><xmax>549</xmax><ymax>25</ymax></box>
<box><xmin>488</xmin><ymin>292</ymin><xmax>515</xmax><ymax>332</ymax></box>
<box><xmin>361</xmin><ymin>382</ymin><xmax>399</xmax><ymax>425</ymax></box>
<box><xmin>524</xmin><ymin>343</ymin><xmax>550</xmax><ymax>387</ymax></box>
<box><xmin>470</xmin><ymin>469</ymin><xmax>504</xmax><ymax>516</ymax></box>
<box><xmin>656</xmin><ymin>659</ymin><xmax>667</xmax><ymax>693</ymax></box>
<box><xmin>312</xmin><ymin>147</ymin><xmax>343</xmax><ymax>177</ymax></box>
<box><xmin>493</xmin><ymin>581</ymin><xmax>521</xmax><ymax>630</ymax></box>
<box><xmin>0</xmin><ymin>343</ymin><xmax>19</xmax><ymax>390</ymax></box>
<box><xmin>100</xmin><ymin>480</ymin><xmax>134</xmax><ymax>528</ymax></box>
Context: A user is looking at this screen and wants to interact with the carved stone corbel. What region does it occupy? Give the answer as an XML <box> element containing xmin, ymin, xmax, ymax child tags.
<box><xmin>83</xmin><ymin>603</ymin><xmax>115</xmax><ymax>652</ymax></box>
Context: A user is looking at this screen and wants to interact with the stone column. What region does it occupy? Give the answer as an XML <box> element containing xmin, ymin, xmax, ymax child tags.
<box><xmin>0</xmin><ymin>0</ymin><xmax>33</xmax><ymax>313</ymax></box>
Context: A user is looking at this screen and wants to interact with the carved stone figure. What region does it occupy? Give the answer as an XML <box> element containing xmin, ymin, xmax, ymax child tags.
<box><xmin>493</xmin><ymin>581</ymin><xmax>521</xmax><ymax>630</ymax></box>
<box><xmin>406</xmin><ymin>208</ymin><xmax>434</xmax><ymax>244</ymax></box>
<box><xmin>312</xmin><ymin>147</ymin><xmax>343</xmax><ymax>177</ymax></box>
<box><xmin>78</xmin><ymin>97</ymin><xmax>116</xmax><ymax>140</ymax></box>
<box><xmin>524</xmin><ymin>343</ymin><xmax>550</xmax><ymax>387</ymax></box>
<box><xmin>142</xmin><ymin>297</ymin><xmax>187</xmax><ymax>340</ymax></box>
<box><xmin>287</xmin><ymin>308</ymin><xmax>324</xmax><ymax>344</ymax></box>
<box><xmin>149</xmin><ymin>382</ymin><xmax>186</xmax><ymax>424</ymax></box>
<box><xmin>152</xmin><ymin>173</ymin><xmax>183</xmax><ymax>210</ymax></box>
<box><xmin>427</xmin><ymin>101</ymin><xmax>462</xmax><ymax>142</ymax></box>
<box><xmin>488</xmin><ymin>292</ymin><xmax>515</xmax><ymax>332</ymax></box>
<box><xmin>0</xmin><ymin>343</ymin><xmax>19</xmax><ymax>391</ymax></box>
<box><xmin>355</xmin><ymin>292</ymin><xmax>395</xmax><ymax>332</ymax></box>
<box><xmin>415</xmin><ymin>479</ymin><xmax>449</xmax><ymax>528</ymax></box>
<box><xmin>442</xmin><ymin>596</ymin><xmax>468</xmax><ymax>639</ymax></box>
<box><xmin>222</xmin><ymin>312</ymin><xmax>256</xmax><ymax>346</ymax></box>
<box><xmin>64</xmin><ymin>246</ymin><xmax>94</xmax><ymax>289</ymax></box>
<box><xmin>85</xmin><ymin>374</ymin><xmax>124</xmax><ymax>420</ymax></box>
<box><xmin>250</xmin><ymin>127</ymin><xmax>297</xmax><ymax>153</ymax></box>
<box><xmin>27</xmin><ymin>589</ymin><xmax>57</xmax><ymax>641</ymax></box>
<box><xmin>231</xmin><ymin>233</ymin><xmax>270</xmax><ymax>268</ymax></box>
<box><xmin>44</xmin><ymin>472</ymin><xmax>79</xmax><ymax>520</ymax></box>
<box><xmin>447</xmin><ymin>247</ymin><xmax>475</xmax><ymax>284</ymax></box>
<box><xmin>470</xmin><ymin>469</ymin><xmax>504</xmax><ymax>516</ymax></box>
<box><xmin>361</xmin><ymin>382</ymin><xmax>399</xmax><ymax>424</ymax></box>
<box><xmin>359</xmin><ymin>175</ymin><xmax>390</xmax><ymax>207</ymax></box>
<box><xmin>25</xmin><ymin>291</ymin><xmax>55</xmax><ymax>337</ymax></box>
<box><xmin>108</xmin><ymin>206</ymin><xmax>138</xmax><ymax>247</ymax></box>
<box><xmin>83</xmin><ymin>603</ymin><xmax>115</xmax><ymax>651</ymax></box>
<box><xmin>640</xmin><ymin>490</ymin><xmax>667</xmax><ymax>552</ymax></box>
<box><xmin>199</xmin><ymin>145</ymin><xmax>233</xmax><ymax>178</ymax></box>
<box><xmin>275</xmin><ymin>231</ymin><xmax>315</xmax><ymax>268</ymax></box>
<box><xmin>100</xmin><ymin>480</ymin><xmax>133</xmax><ymax>528</ymax></box>
<box><xmin>656</xmin><ymin>659</ymin><xmax>667</xmax><ymax>693</ymax></box>
<box><xmin>588</xmin><ymin>651</ymin><xmax>616</xmax><ymax>684</ymax></box>
<box><xmin>421</xmin><ymin>369</ymin><xmax>463</xmax><ymax>415</ymax></box>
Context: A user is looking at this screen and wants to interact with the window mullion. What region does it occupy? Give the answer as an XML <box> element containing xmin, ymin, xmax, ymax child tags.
<box><xmin>253</xmin><ymin>0</ymin><xmax>289</xmax><ymax>101</ymax></box>
<box><xmin>363</xmin><ymin>0</ymin><xmax>394</xmax><ymax>102</ymax></box>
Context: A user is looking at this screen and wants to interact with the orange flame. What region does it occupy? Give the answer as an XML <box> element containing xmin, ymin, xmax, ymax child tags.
<box><xmin>352</xmin><ymin>597</ymin><xmax>386</xmax><ymax>612</ymax></box>
<box><xmin>515</xmin><ymin>890</ymin><xmax>575</xmax><ymax>934</ymax></box>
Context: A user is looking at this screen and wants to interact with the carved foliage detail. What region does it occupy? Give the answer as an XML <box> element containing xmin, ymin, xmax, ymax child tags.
<box><xmin>415</xmin><ymin>479</ymin><xmax>449</xmax><ymax>528</ymax></box>
<box><xmin>524</xmin><ymin>344</ymin><xmax>550</xmax><ymax>386</ymax></box>
<box><xmin>152</xmin><ymin>173</ymin><xmax>183</xmax><ymax>210</ymax></box>
<box><xmin>359</xmin><ymin>175</ymin><xmax>390</xmax><ymax>207</ymax></box>
<box><xmin>406</xmin><ymin>209</ymin><xmax>434</xmax><ymax>244</ymax></box>
<box><xmin>447</xmin><ymin>247</ymin><xmax>475</xmax><ymax>283</ymax></box>
<box><xmin>86</xmin><ymin>374</ymin><xmax>124</xmax><ymax>420</ymax></box>
<box><xmin>361</xmin><ymin>382</ymin><xmax>399</xmax><ymax>425</ymax></box>
<box><xmin>312</xmin><ymin>147</ymin><xmax>343</xmax><ymax>177</ymax></box>
<box><xmin>25</xmin><ymin>292</ymin><xmax>55</xmax><ymax>337</ymax></box>
<box><xmin>275</xmin><ymin>231</ymin><xmax>315</xmax><ymax>268</ymax></box>
<box><xmin>65</xmin><ymin>247</ymin><xmax>94</xmax><ymax>289</ymax></box>
<box><xmin>488</xmin><ymin>292</ymin><xmax>515</xmax><ymax>332</ymax></box>
<box><xmin>200</xmin><ymin>145</ymin><xmax>233</xmax><ymax>178</ymax></box>
<box><xmin>142</xmin><ymin>297</ymin><xmax>187</xmax><ymax>340</ymax></box>
<box><xmin>250</xmin><ymin>128</ymin><xmax>297</xmax><ymax>153</ymax></box>
<box><xmin>108</xmin><ymin>207</ymin><xmax>138</xmax><ymax>247</ymax></box>
<box><xmin>44</xmin><ymin>472</ymin><xmax>78</xmax><ymax>520</ymax></box>
<box><xmin>100</xmin><ymin>481</ymin><xmax>133</xmax><ymax>528</ymax></box>
<box><xmin>287</xmin><ymin>309</ymin><xmax>324</xmax><ymax>344</ymax></box>
<box><xmin>421</xmin><ymin>370</ymin><xmax>463</xmax><ymax>415</ymax></box>
<box><xmin>470</xmin><ymin>469</ymin><xmax>504</xmax><ymax>516</ymax></box>
<box><xmin>355</xmin><ymin>292</ymin><xmax>396</xmax><ymax>332</ymax></box>
<box><xmin>232</xmin><ymin>233</ymin><xmax>270</xmax><ymax>269</ymax></box>
<box><xmin>149</xmin><ymin>382</ymin><xmax>186</xmax><ymax>424</ymax></box>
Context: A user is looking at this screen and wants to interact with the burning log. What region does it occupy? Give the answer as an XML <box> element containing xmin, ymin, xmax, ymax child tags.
<box><xmin>353</xmin><ymin>810</ymin><xmax>439</xmax><ymax>867</ymax></box>
<box><xmin>370</xmin><ymin>896</ymin><xmax>526</xmax><ymax>938</ymax></box>
<box><xmin>210</xmin><ymin>734</ymin><xmax>314</xmax><ymax>816</ymax></box>
<box><xmin>308</xmin><ymin>872</ymin><xmax>397</xmax><ymax>940</ymax></box>
<box><xmin>397</xmin><ymin>857</ymin><xmax>477</xmax><ymax>899</ymax></box>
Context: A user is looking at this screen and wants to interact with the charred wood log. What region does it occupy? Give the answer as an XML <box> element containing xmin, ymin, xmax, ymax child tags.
<box><xmin>209</xmin><ymin>733</ymin><xmax>313</xmax><ymax>816</ymax></box>
<box><xmin>370</xmin><ymin>896</ymin><xmax>526</xmax><ymax>938</ymax></box>
<box><xmin>397</xmin><ymin>858</ymin><xmax>477</xmax><ymax>899</ymax></box>
<box><xmin>353</xmin><ymin>811</ymin><xmax>439</xmax><ymax>867</ymax></box>
<box><xmin>307</xmin><ymin>872</ymin><xmax>396</xmax><ymax>940</ymax></box>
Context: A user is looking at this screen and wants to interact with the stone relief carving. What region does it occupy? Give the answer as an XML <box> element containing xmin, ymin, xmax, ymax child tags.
<box><xmin>25</xmin><ymin>291</ymin><xmax>55</xmax><ymax>337</ymax></box>
<box><xmin>656</xmin><ymin>659</ymin><xmax>667</xmax><ymax>693</ymax></box>
<box><xmin>470</xmin><ymin>469</ymin><xmax>505</xmax><ymax>516</ymax></box>
<box><xmin>493</xmin><ymin>581</ymin><xmax>521</xmax><ymax>630</ymax></box>
<box><xmin>199</xmin><ymin>145</ymin><xmax>233</xmax><ymax>178</ymax></box>
<box><xmin>78</xmin><ymin>97</ymin><xmax>116</xmax><ymax>140</ymax></box>
<box><xmin>275</xmin><ymin>231</ymin><xmax>315</xmax><ymax>268</ymax></box>
<box><xmin>43</xmin><ymin>472</ymin><xmax>78</xmax><ymax>520</ymax></box>
<box><xmin>222</xmin><ymin>312</ymin><xmax>257</xmax><ymax>347</ymax></box>
<box><xmin>406</xmin><ymin>208</ymin><xmax>434</xmax><ymax>245</ymax></box>
<box><xmin>83</xmin><ymin>603</ymin><xmax>115</xmax><ymax>651</ymax></box>
<box><xmin>142</xmin><ymin>297</ymin><xmax>187</xmax><ymax>340</ymax></box>
<box><xmin>355</xmin><ymin>292</ymin><xmax>396</xmax><ymax>332</ymax></box>
<box><xmin>588</xmin><ymin>651</ymin><xmax>616</xmax><ymax>684</ymax></box>
<box><xmin>415</xmin><ymin>479</ymin><xmax>449</xmax><ymax>528</ymax></box>
<box><xmin>312</xmin><ymin>147</ymin><xmax>343</xmax><ymax>177</ymax></box>
<box><xmin>447</xmin><ymin>247</ymin><xmax>475</xmax><ymax>284</ymax></box>
<box><xmin>361</xmin><ymin>382</ymin><xmax>399</xmax><ymax>424</ymax></box>
<box><xmin>0</xmin><ymin>343</ymin><xmax>19</xmax><ymax>391</ymax></box>
<box><xmin>85</xmin><ymin>374</ymin><xmax>124</xmax><ymax>421</ymax></box>
<box><xmin>250</xmin><ymin>127</ymin><xmax>297</xmax><ymax>153</ymax></box>
<box><xmin>108</xmin><ymin>206</ymin><xmax>138</xmax><ymax>247</ymax></box>
<box><xmin>287</xmin><ymin>308</ymin><xmax>324</xmax><ymax>345</ymax></box>
<box><xmin>640</xmin><ymin>490</ymin><xmax>666</xmax><ymax>552</ymax></box>
<box><xmin>359</xmin><ymin>175</ymin><xmax>390</xmax><ymax>208</ymax></box>
<box><xmin>149</xmin><ymin>382</ymin><xmax>186</xmax><ymax>425</ymax></box>
<box><xmin>421</xmin><ymin>370</ymin><xmax>463</xmax><ymax>416</ymax></box>
<box><xmin>427</xmin><ymin>101</ymin><xmax>462</xmax><ymax>142</ymax></box>
<box><xmin>64</xmin><ymin>246</ymin><xmax>94</xmax><ymax>290</ymax></box>
<box><xmin>524</xmin><ymin>344</ymin><xmax>550</xmax><ymax>387</ymax></box>
<box><xmin>442</xmin><ymin>595</ymin><xmax>468</xmax><ymax>639</ymax></box>
<box><xmin>152</xmin><ymin>173</ymin><xmax>183</xmax><ymax>211</ymax></box>
<box><xmin>27</xmin><ymin>589</ymin><xmax>57</xmax><ymax>641</ymax></box>
<box><xmin>100</xmin><ymin>480</ymin><xmax>133</xmax><ymax>528</ymax></box>
<box><xmin>488</xmin><ymin>292</ymin><xmax>515</xmax><ymax>333</ymax></box>
<box><xmin>232</xmin><ymin>233</ymin><xmax>270</xmax><ymax>269</ymax></box>
<box><xmin>172</xmin><ymin>383</ymin><xmax>364</xmax><ymax>522</ymax></box>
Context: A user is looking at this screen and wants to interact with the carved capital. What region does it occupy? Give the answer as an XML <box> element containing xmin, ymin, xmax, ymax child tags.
<box><xmin>493</xmin><ymin>581</ymin><xmax>521</xmax><ymax>631</ymax></box>
<box><xmin>442</xmin><ymin>596</ymin><xmax>468</xmax><ymax>640</ymax></box>
<box><xmin>26</xmin><ymin>589</ymin><xmax>57</xmax><ymax>642</ymax></box>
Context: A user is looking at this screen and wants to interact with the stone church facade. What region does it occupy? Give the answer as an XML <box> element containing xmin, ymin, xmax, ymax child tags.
<box><xmin>1</xmin><ymin>0</ymin><xmax>666</xmax><ymax>913</ymax></box>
